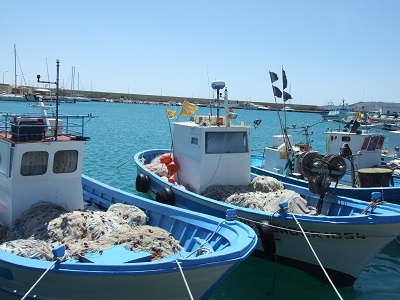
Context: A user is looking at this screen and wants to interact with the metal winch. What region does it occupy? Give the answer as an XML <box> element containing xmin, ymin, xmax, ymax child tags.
<box><xmin>296</xmin><ymin>151</ymin><xmax>347</xmax><ymax>195</ymax></box>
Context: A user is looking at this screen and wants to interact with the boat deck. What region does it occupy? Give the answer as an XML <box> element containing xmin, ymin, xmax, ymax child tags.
<box><xmin>0</xmin><ymin>112</ymin><xmax>95</xmax><ymax>144</ymax></box>
<box><xmin>0</xmin><ymin>130</ymin><xmax>80</xmax><ymax>144</ymax></box>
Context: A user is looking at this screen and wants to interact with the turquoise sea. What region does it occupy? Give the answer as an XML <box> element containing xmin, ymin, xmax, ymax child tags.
<box><xmin>1</xmin><ymin>101</ymin><xmax>399</xmax><ymax>299</ymax></box>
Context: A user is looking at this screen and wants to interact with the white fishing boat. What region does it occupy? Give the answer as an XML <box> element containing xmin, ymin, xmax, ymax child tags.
<box><xmin>0</xmin><ymin>64</ymin><xmax>257</xmax><ymax>300</ymax></box>
<box><xmin>0</xmin><ymin>93</ymin><xmax>25</xmax><ymax>102</ymax></box>
<box><xmin>242</xmin><ymin>102</ymin><xmax>259</xmax><ymax>110</ymax></box>
<box><xmin>322</xmin><ymin>99</ymin><xmax>355</xmax><ymax>121</ymax></box>
<box><xmin>250</xmin><ymin>109</ymin><xmax>400</xmax><ymax>204</ymax></box>
<box><xmin>134</xmin><ymin>80</ymin><xmax>400</xmax><ymax>289</ymax></box>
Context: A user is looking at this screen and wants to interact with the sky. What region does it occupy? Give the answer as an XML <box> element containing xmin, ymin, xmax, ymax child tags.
<box><xmin>1</xmin><ymin>0</ymin><xmax>399</xmax><ymax>106</ymax></box>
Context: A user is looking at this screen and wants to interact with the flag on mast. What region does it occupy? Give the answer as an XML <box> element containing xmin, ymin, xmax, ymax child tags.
<box><xmin>283</xmin><ymin>91</ymin><xmax>292</xmax><ymax>102</ymax></box>
<box><xmin>282</xmin><ymin>69</ymin><xmax>288</xmax><ymax>90</ymax></box>
<box><xmin>179</xmin><ymin>100</ymin><xmax>198</xmax><ymax>116</ymax></box>
<box><xmin>272</xmin><ymin>86</ymin><xmax>282</xmax><ymax>98</ymax></box>
<box><xmin>166</xmin><ymin>108</ymin><xmax>177</xmax><ymax>119</ymax></box>
<box><xmin>269</xmin><ymin>71</ymin><xmax>279</xmax><ymax>83</ymax></box>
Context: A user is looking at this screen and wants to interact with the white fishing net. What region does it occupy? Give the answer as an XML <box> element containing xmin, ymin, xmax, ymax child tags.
<box><xmin>0</xmin><ymin>202</ymin><xmax>182</xmax><ymax>261</ymax></box>
<box><xmin>203</xmin><ymin>176</ymin><xmax>318</xmax><ymax>215</ymax></box>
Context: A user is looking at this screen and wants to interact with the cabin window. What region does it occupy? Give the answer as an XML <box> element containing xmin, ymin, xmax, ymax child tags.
<box><xmin>20</xmin><ymin>151</ymin><xmax>48</xmax><ymax>176</ymax></box>
<box><xmin>341</xmin><ymin>136</ymin><xmax>351</xmax><ymax>142</ymax></box>
<box><xmin>53</xmin><ymin>150</ymin><xmax>78</xmax><ymax>173</ymax></box>
<box><xmin>191</xmin><ymin>137</ymin><xmax>198</xmax><ymax>145</ymax></box>
<box><xmin>205</xmin><ymin>132</ymin><xmax>248</xmax><ymax>154</ymax></box>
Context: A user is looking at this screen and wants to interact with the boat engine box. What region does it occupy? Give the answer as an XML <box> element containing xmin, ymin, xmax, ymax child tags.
<box><xmin>11</xmin><ymin>121</ymin><xmax>43</xmax><ymax>141</ymax></box>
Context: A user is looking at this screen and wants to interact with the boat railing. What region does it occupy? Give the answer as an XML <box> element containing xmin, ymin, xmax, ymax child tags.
<box><xmin>0</xmin><ymin>112</ymin><xmax>96</xmax><ymax>141</ymax></box>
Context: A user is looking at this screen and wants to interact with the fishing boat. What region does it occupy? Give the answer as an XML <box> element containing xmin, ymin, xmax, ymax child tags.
<box><xmin>134</xmin><ymin>80</ymin><xmax>400</xmax><ymax>288</ymax></box>
<box><xmin>322</xmin><ymin>99</ymin><xmax>355</xmax><ymax>121</ymax></box>
<box><xmin>242</xmin><ymin>102</ymin><xmax>259</xmax><ymax>110</ymax></box>
<box><xmin>0</xmin><ymin>64</ymin><xmax>257</xmax><ymax>300</ymax></box>
<box><xmin>251</xmin><ymin>119</ymin><xmax>400</xmax><ymax>204</ymax></box>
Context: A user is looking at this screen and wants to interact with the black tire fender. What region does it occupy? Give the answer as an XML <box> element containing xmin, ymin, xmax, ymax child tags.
<box><xmin>156</xmin><ymin>188</ymin><xmax>175</xmax><ymax>205</ymax></box>
<box><xmin>136</xmin><ymin>174</ymin><xmax>150</xmax><ymax>193</ymax></box>
<box><xmin>257</xmin><ymin>221</ymin><xmax>276</xmax><ymax>255</ymax></box>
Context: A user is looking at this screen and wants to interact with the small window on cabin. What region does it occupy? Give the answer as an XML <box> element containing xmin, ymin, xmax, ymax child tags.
<box><xmin>205</xmin><ymin>132</ymin><xmax>248</xmax><ymax>154</ymax></box>
<box><xmin>191</xmin><ymin>137</ymin><xmax>198</xmax><ymax>145</ymax></box>
<box><xmin>20</xmin><ymin>151</ymin><xmax>49</xmax><ymax>176</ymax></box>
<box><xmin>53</xmin><ymin>150</ymin><xmax>78</xmax><ymax>173</ymax></box>
<box><xmin>341</xmin><ymin>136</ymin><xmax>351</xmax><ymax>142</ymax></box>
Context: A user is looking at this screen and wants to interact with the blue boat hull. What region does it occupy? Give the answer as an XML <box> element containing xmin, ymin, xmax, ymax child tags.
<box><xmin>0</xmin><ymin>175</ymin><xmax>257</xmax><ymax>300</ymax></box>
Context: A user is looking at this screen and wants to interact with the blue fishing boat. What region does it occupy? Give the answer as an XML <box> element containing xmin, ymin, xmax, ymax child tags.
<box><xmin>134</xmin><ymin>80</ymin><xmax>400</xmax><ymax>289</ymax></box>
<box><xmin>0</xmin><ymin>65</ymin><xmax>257</xmax><ymax>300</ymax></box>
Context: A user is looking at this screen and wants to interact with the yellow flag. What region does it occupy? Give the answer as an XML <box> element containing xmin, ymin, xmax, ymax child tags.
<box><xmin>166</xmin><ymin>108</ymin><xmax>177</xmax><ymax>119</ymax></box>
<box><xmin>355</xmin><ymin>111</ymin><xmax>362</xmax><ymax>122</ymax></box>
<box><xmin>179</xmin><ymin>100</ymin><xmax>198</xmax><ymax>116</ymax></box>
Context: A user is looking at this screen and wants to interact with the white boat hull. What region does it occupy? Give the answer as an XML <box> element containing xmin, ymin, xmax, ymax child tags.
<box><xmin>135</xmin><ymin>149</ymin><xmax>400</xmax><ymax>285</ymax></box>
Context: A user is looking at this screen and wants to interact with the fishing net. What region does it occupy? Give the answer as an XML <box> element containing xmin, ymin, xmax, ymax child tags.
<box><xmin>147</xmin><ymin>156</ymin><xmax>169</xmax><ymax>177</ymax></box>
<box><xmin>0</xmin><ymin>202</ymin><xmax>182</xmax><ymax>261</ymax></box>
<box><xmin>203</xmin><ymin>176</ymin><xmax>318</xmax><ymax>215</ymax></box>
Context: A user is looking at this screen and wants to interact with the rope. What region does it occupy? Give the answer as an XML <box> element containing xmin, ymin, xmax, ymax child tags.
<box><xmin>21</xmin><ymin>257</ymin><xmax>61</xmax><ymax>300</ymax></box>
<box><xmin>237</xmin><ymin>215</ymin><xmax>398</xmax><ymax>238</ymax></box>
<box><xmin>237</xmin><ymin>216</ymin><xmax>339</xmax><ymax>237</ymax></box>
<box><xmin>116</xmin><ymin>155</ymin><xmax>135</xmax><ymax>169</ymax></box>
<box><xmin>185</xmin><ymin>220</ymin><xmax>225</xmax><ymax>258</ymax></box>
<box><xmin>175</xmin><ymin>260</ymin><xmax>194</xmax><ymax>300</ymax></box>
<box><xmin>290</xmin><ymin>212</ymin><xmax>343</xmax><ymax>300</ymax></box>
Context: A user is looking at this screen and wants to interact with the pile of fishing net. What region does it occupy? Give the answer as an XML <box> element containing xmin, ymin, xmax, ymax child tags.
<box><xmin>0</xmin><ymin>202</ymin><xmax>182</xmax><ymax>261</ymax></box>
<box><xmin>202</xmin><ymin>176</ymin><xmax>318</xmax><ymax>215</ymax></box>
<box><xmin>145</xmin><ymin>155</ymin><xmax>169</xmax><ymax>177</ymax></box>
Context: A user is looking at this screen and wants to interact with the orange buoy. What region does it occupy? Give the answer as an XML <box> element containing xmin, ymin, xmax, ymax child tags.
<box><xmin>166</xmin><ymin>161</ymin><xmax>179</xmax><ymax>176</ymax></box>
<box><xmin>160</xmin><ymin>154</ymin><xmax>172</xmax><ymax>165</ymax></box>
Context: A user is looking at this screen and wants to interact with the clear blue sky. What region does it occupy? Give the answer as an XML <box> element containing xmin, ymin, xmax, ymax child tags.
<box><xmin>1</xmin><ymin>0</ymin><xmax>399</xmax><ymax>106</ymax></box>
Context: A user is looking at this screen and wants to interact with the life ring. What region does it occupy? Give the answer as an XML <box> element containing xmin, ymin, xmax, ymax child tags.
<box><xmin>136</xmin><ymin>174</ymin><xmax>150</xmax><ymax>193</ymax></box>
<box><xmin>257</xmin><ymin>221</ymin><xmax>276</xmax><ymax>255</ymax></box>
<box><xmin>156</xmin><ymin>188</ymin><xmax>175</xmax><ymax>205</ymax></box>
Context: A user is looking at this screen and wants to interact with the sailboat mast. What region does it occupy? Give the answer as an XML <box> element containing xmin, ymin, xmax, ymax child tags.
<box><xmin>14</xmin><ymin>44</ymin><xmax>17</xmax><ymax>96</ymax></box>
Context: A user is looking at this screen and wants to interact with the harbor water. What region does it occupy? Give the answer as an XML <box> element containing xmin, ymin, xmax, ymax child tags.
<box><xmin>1</xmin><ymin>100</ymin><xmax>399</xmax><ymax>299</ymax></box>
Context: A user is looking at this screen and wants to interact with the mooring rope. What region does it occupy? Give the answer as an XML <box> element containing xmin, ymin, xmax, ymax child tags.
<box><xmin>290</xmin><ymin>213</ymin><xmax>343</xmax><ymax>300</ymax></box>
<box><xmin>116</xmin><ymin>154</ymin><xmax>135</xmax><ymax>169</ymax></box>
<box><xmin>21</xmin><ymin>257</ymin><xmax>62</xmax><ymax>300</ymax></box>
<box><xmin>175</xmin><ymin>259</ymin><xmax>194</xmax><ymax>300</ymax></box>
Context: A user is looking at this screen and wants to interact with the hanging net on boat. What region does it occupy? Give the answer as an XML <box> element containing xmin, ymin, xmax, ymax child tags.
<box><xmin>202</xmin><ymin>176</ymin><xmax>318</xmax><ymax>215</ymax></box>
<box><xmin>0</xmin><ymin>202</ymin><xmax>183</xmax><ymax>261</ymax></box>
<box><xmin>147</xmin><ymin>156</ymin><xmax>169</xmax><ymax>177</ymax></box>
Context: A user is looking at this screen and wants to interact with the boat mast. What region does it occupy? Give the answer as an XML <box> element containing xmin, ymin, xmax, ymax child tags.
<box><xmin>14</xmin><ymin>44</ymin><xmax>17</xmax><ymax>96</ymax></box>
<box><xmin>37</xmin><ymin>60</ymin><xmax>60</xmax><ymax>140</ymax></box>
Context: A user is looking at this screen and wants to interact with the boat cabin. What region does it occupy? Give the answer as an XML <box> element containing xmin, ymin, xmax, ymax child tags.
<box><xmin>173</xmin><ymin>120</ymin><xmax>251</xmax><ymax>193</ymax></box>
<box><xmin>325</xmin><ymin>131</ymin><xmax>385</xmax><ymax>170</ymax></box>
<box><xmin>0</xmin><ymin>113</ymin><xmax>92</xmax><ymax>226</ymax></box>
<box><xmin>172</xmin><ymin>82</ymin><xmax>251</xmax><ymax>193</ymax></box>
